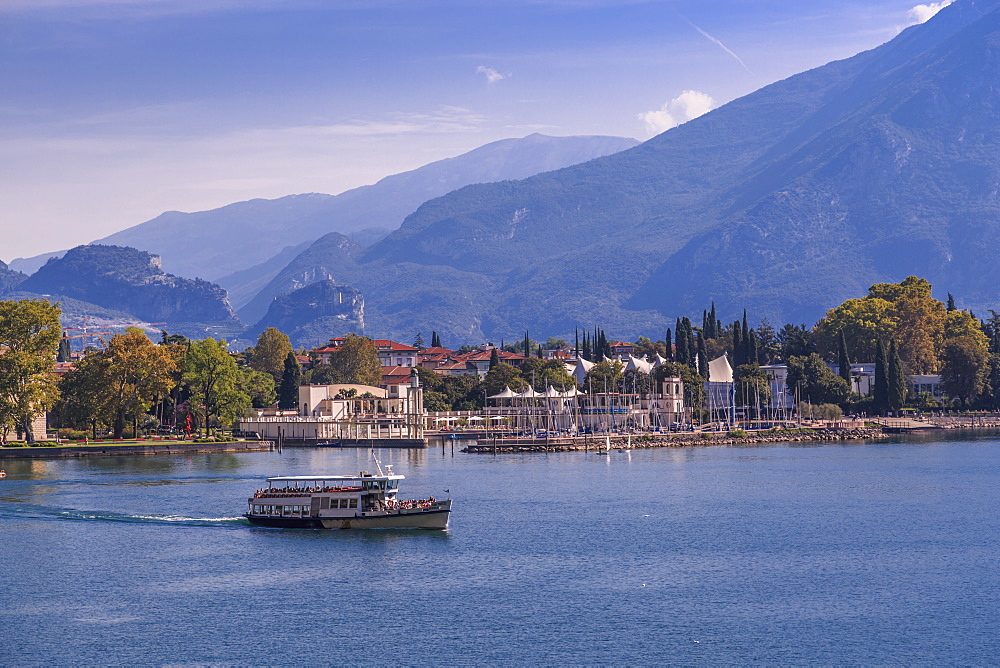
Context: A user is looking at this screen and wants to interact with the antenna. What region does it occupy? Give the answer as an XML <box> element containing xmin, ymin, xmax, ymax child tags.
<box><xmin>371</xmin><ymin>448</ymin><xmax>385</xmax><ymax>476</ymax></box>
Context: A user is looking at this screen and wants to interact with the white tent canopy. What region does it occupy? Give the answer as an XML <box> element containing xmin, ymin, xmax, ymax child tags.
<box><xmin>488</xmin><ymin>386</ymin><xmax>518</xmax><ymax>399</ymax></box>
<box><xmin>572</xmin><ymin>358</ymin><xmax>595</xmax><ymax>385</ymax></box>
<box><xmin>626</xmin><ymin>355</ymin><xmax>654</xmax><ymax>375</ymax></box>
<box><xmin>707</xmin><ymin>353</ymin><xmax>734</xmax><ymax>383</ymax></box>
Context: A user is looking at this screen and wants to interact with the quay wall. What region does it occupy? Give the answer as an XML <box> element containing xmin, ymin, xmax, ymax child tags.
<box><xmin>462</xmin><ymin>428</ymin><xmax>888</xmax><ymax>453</ymax></box>
<box><xmin>0</xmin><ymin>440</ymin><xmax>273</xmax><ymax>459</ymax></box>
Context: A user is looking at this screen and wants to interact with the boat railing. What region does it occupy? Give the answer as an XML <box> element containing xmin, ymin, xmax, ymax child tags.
<box><xmin>254</xmin><ymin>486</ymin><xmax>363</xmax><ymax>498</ymax></box>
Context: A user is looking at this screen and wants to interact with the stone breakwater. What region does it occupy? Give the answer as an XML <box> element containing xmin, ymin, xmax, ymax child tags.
<box><xmin>461</xmin><ymin>427</ymin><xmax>887</xmax><ymax>453</ymax></box>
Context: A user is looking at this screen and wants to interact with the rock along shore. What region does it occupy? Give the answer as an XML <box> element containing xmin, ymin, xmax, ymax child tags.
<box><xmin>461</xmin><ymin>427</ymin><xmax>887</xmax><ymax>453</ymax></box>
<box><xmin>0</xmin><ymin>440</ymin><xmax>274</xmax><ymax>459</ymax></box>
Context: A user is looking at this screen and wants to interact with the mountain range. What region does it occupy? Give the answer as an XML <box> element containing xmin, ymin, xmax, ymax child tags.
<box><xmin>8</xmin><ymin>0</ymin><xmax>1000</xmax><ymax>348</ymax></box>
<box><xmin>285</xmin><ymin>0</ymin><xmax>1000</xmax><ymax>343</ymax></box>
<box><xmin>32</xmin><ymin>133</ymin><xmax>635</xmax><ymax>284</ymax></box>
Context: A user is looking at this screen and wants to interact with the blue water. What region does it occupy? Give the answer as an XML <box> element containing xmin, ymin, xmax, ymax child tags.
<box><xmin>2</xmin><ymin>435</ymin><xmax>1000</xmax><ymax>664</ymax></box>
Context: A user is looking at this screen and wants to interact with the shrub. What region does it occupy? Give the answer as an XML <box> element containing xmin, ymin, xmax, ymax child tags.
<box><xmin>727</xmin><ymin>428</ymin><xmax>749</xmax><ymax>438</ymax></box>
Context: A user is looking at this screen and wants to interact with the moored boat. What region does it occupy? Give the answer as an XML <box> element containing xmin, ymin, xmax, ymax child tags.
<box><xmin>245</xmin><ymin>464</ymin><xmax>451</xmax><ymax>530</ymax></box>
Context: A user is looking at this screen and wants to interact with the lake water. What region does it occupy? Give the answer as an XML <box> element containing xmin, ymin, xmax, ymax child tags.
<box><xmin>2</xmin><ymin>434</ymin><xmax>1000</xmax><ymax>664</ymax></box>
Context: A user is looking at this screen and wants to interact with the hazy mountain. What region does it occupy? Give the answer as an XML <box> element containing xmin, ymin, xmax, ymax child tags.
<box><xmin>8</xmin><ymin>251</ymin><xmax>66</xmax><ymax>276</ymax></box>
<box><xmin>0</xmin><ymin>260</ymin><xmax>27</xmax><ymax>294</ymax></box>
<box><xmin>21</xmin><ymin>245</ymin><xmax>240</xmax><ymax>333</ymax></box>
<box><xmin>301</xmin><ymin>0</ymin><xmax>1000</xmax><ymax>342</ymax></box>
<box><xmin>237</xmin><ymin>232</ymin><xmax>363</xmax><ymax>325</ymax></box>
<box><xmin>246</xmin><ymin>279</ymin><xmax>365</xmax><ymax>349</ymax></box>
<box><xmin>87</xmin><ymin>133</ymin><xmax>638</xmax><ymax>282</ymax></box>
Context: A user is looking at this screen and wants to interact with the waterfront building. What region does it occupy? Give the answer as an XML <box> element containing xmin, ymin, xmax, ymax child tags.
<box><xmin>240</xmin><ymin>369</ymin><xmax>425</xmax><ymax>442</ymax></box>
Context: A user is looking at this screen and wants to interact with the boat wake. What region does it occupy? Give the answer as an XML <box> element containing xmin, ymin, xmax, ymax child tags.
<box><xmin>4</xmin><ymin>505</ymin><xmax>248</xmax><ymax>527</ymax></box>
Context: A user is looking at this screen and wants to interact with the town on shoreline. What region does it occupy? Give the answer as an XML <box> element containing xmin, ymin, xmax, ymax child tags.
<box><xmin>1</xmin><ymin>275</ymin><xmax>1000</xmax><ymax>453</ymax></box>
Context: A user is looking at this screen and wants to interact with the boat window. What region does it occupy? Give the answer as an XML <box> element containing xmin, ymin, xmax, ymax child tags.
<box><xmin>282</xmin><ymin>506</ymin><xmax>291</xmax><ymax>515</ymax></box>
<box><xmin>388</xmin><ymin>480</ymin><xmax>398</xmax><ymax>489</ymax></box>
<box><xmin>348</xmin><ymin>499</ymin><xmax>357</xmax><ymax>509</ymax></box>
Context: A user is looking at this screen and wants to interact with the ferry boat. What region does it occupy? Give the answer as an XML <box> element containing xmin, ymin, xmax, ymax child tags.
<box><xmin>245</xmin><ymin>464</ymin><xmax>451</xmax><ymax>530</ymax></box>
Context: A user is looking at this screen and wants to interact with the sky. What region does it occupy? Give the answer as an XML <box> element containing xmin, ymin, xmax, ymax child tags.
<box><xmin>0</xmin><ymin>0</ymin><xmax>953</xmax><ymax>262</ymax></box>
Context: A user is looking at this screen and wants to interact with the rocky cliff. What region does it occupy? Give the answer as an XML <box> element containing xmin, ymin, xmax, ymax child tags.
<box><xmin>246</xmin><ymin>279</ymin><xmax>365</xmax><ymax>348</ymax></box>
<box><xmin>21</xmin><ymin>245</ymin><xmax>240</xmax><ymax>325</ymax></box>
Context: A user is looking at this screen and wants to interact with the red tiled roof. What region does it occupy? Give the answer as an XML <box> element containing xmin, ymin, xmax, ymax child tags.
<box><xmin>419</xmin><ymin>346</ymin><xmax>454</xmax><ymax>355</ymax></box>
<box><xmin>453</xmin><ymin>350</ymin><xmax>526</xmax><ymax>362</ymax></box>
<box><xmin>372</xmin><ymin>339</ymin><xmax>419</xmax><ymax>351</ymax></box>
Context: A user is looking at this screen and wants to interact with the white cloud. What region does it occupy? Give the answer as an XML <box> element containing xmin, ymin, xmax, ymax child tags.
<box><xmin>637</xmin><ymin>90</ymin><xmax>715</xmax><ymax>136</ymax></box>
<box><xmin>908</xmin><ymin>1</ymin><xmax>951</xmax><ymax>24</ymax></box>
<box><xmin>476</xmin><ymin>65</ymin><xmax>509</xmax><ymax>84</ymax></box>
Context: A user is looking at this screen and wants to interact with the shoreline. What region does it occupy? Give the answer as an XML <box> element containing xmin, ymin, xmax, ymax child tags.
<box><xmin>0</xmin><ymin>440</ymin><xmax>274</xmax><ymax>459</ymax></box>
<box><xmin>461</xmin><ymin>427</ymin><xmax>898</xmax><ymax>453</ymax></box>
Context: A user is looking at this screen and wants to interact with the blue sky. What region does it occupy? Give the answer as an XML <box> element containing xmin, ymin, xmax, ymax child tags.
<box><xmin>0</xmin><ymin>0</ymin><xmax>951</xmax><ymax>261</ymax></box>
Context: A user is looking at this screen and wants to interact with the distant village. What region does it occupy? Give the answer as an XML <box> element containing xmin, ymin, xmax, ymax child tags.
<box><xmin>0</xmin><ymin>275</ymin><xmax>995</xmax><ymax>446</ymax></box>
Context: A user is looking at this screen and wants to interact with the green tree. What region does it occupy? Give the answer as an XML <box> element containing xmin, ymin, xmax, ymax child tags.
<box><xmin>785</xmin><ymin>354</ymin><xmax>850</xmax><ymax>406</ymax></box>
<box><xmin>837</xmin><ymin>330</ymin><xmax>852</xmax><ymax>386</ymax></box>
<box><xmin>183</xmin><ymin>338</ymin><xmax>241</xmax><ymax>435</ymax></box>
<box><xmin>756</xmin><ymin>318</ymin><xmax>779</xmax><ymax>364</ymax></box>
<box><xmin>0</xmin><ymin>299</ymin><xmax>62</xmax><ymax>442</ymax></box>
<box><xmin>57</xmin><ymin>333</ymin><xmax>72</xmax><ymax>363</ymax></box>
<box><xmin>328</xmin><ymin>333</ymin><xmax>382</xmax><ymax>387</ymax></box>
<box><xmin>278</xmin><ymin>352</ymin><xmax>301</xmax><ymax>410</ymax></box>
<box><xmin>778</xmin><ymin>323</ymin><xmax>816</xmax><ymax>361</ymax></box>
<box><xmin>103</xmin><ymin>329</ymin><xmax>180</xmax><ymax>438</ymax></box>
<box><xmin>483</xmin><ymin>362</ymin><xmax>525</xmax><ymax>397</ymax></box>
<box><xmin>489</xmin><ymin>347</ymin><xmax>500</xmax><ymax>369</ymax></box>
<box><xmin>248</xmin><ymin>327</ymin><xmax>293</xmax><ymax>385</ymax></box>
<box><xmin>520</xmin><ymin>357</ymin><xmax>576</xmax><ymax>391</ymax></box>
<box><xmin>887</xmin><ymin>340</ymin><xmax>907</xmax><ymax>411</ymax></box>
<box><xmin>585</xmin><ymin>360</ymin><xmax>624</xmax><ymax>392</ymax></box>
<box><xmin>305</xmin><ymin>363</ymin><xmax>343</xmax><ymax>385</ymax></box>
<box><xmin>52</xmin><ymin>351</ymin><xmax>110</xmax><ymax>439</ymax></box>
<box><xmin>873</xmin><ymin>339</ymin><xmax>889</xmax><ymax>413</ymax></box>
<box><xmin>239</xmin><ymin>366</ymin><xmax>277</xmax><ymax>409</ymax></box>
<box><xmin>940</xmin><ymin>336</ymin><xmax>990</xmax><ymax>407</ymax></box>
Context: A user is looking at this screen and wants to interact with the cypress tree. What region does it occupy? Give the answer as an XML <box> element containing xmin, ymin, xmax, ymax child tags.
<box><xmin>697</xmin><ymin>331</ymin><xmax>708</xmax><ymax>378</ymax></box>
<box><xmin>709</xmin><ymin>302</ymin><xmax>718</xmax><ymax>339</ymax></box>
<box><xmin>489</xmin><ymin>347</ymin><xmax>499</xmax><ymax>369</ymax></box>
<box><xmin>665</xmin><ymin>328</ymin><xmax>673</xmax><ymax>361</ymax></box>
<box><xmin>741</xmin><ymin>311</ymin><xmax>750</xmax><ymax>362</ymax></box>
<box><xmin>888</xmin><ymin>340</ymin><xmax>907</xmax><ymax>411</ymax></box>
<box><xmin>732</xmin><ymin>321</ymin><xmax>743</xmax><ymax>368</ymax></box>
<box><xmin>675</xmin><ymin>323</ymin><xmax>684</xmax><ymax>365</ymax></box>
<box><xmin>574</xmin><ymin>328</ymin><xmax>580</xmax><ymax>359</ymax></box>
<box><xmin>537</xmin><ymin>345</ymin><xmax>543</xmax><ymax>359</ymax></box>
<box><xmin>874</xmin><ymin>339</ymin><xmax>888</xmax><ymax>414</ymax></box>
<box><xmin>278</xmin><ymin>352</ymin><xmax>301</xmax><ymax>410</ymax></box>
<box><xmin>582</xmin><ymin>333</ymin><xmax>591</xmax><ymax>361</ymax></box>
<box><xmin>838</xmin><ymin>330</ymin><xmax>852</xmax><ymax>387</ymax></box>
<box><xmin>57</xmin><ymin>333</ymin><xmax>72</xmax><ymax>363</ymax></box>
<box><xmin>747</xmin><ymin>329</ymin><xmax>759</xmax><ymax>366</ymax></box>
<box><xmin>523</xmin><ymin>331</ymin><xmax>530</xmax><ymax>357</ymax></box>
<box><xmin>947</xmin><ymin>293</ymin><xmax>956</xmax><ymax>311</ymax></box>
<box><xmin>702</xmin><ymin>309</ymin><xmax>709</xmax><ymax>337</ymax></box>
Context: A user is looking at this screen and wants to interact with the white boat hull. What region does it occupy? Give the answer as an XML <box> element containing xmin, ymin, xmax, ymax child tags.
<box><xmin>246</xmin><ymin>499</ymin><xmax>452</xmax><ymax>530</ymax></box>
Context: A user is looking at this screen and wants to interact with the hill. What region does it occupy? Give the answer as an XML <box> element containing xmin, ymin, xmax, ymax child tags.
<box><xmin>297</xmin><ymin>0</ymin><xmax>1000</xmax><ymax>342</ymax></box>
<box><xmin>88</xmin><ymin>133</ymin><xmax>637</xmax><ymax>282</ymax></box>
<box><xmin>21</xmin><ymin>245</ymin><xmax>240</xmax><ymax>332</ymax></box>
<box><xmin>245</xmin><ymin>279</ymin><xmax>365</xmax><ymax>349</ymax></box>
